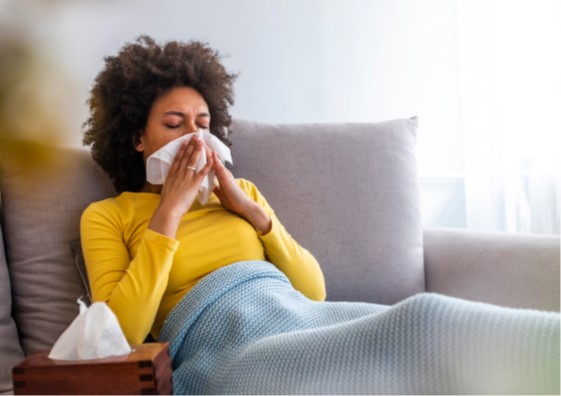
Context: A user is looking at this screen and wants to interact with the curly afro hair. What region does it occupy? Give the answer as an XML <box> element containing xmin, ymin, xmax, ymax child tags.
<box><xmin>82</xmin><ymin>35</ymin><xmax>237</xmax><ymax>193</ymax></box>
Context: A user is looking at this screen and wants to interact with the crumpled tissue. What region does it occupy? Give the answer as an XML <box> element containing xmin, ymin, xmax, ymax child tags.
<box><xmin>146</xmin><ymin>129</ymin><xmax>233</xmax><ymax>205</ymax></box>
<box><xmin>48</xmin><ymin>299</ymin><xmax>131</xmax><ymax>360</ymax></box>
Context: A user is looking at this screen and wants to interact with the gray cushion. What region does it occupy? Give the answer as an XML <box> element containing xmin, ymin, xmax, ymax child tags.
<box><xmin>0</xmin><ymin>216</ymin><xmax>25</xmax><ymax>393</ymax></box>
<box><xmin>424</xmin><ymin>228</ymin><xmax>560</xmax><ymax>311</ymax></box>
<box><xmin>229</xmin><ymin>118</ymin><xmax>424</xmax><ymax>304</ymax></box>
<box><xmin>0</xmin><ymin>146</ymin><xmax>115</xmax><ymax>355</ymax></box>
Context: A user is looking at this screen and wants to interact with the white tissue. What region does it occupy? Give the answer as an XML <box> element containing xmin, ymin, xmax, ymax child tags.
<box><xmin>48</xmin><ymin>299</ymin><xmax>131</xmax><ymax>360</ymax></box>
<box><xmin>145</xmin><ymin>129</ymin><xmax>233</xmax><ymax>205</ymax></box>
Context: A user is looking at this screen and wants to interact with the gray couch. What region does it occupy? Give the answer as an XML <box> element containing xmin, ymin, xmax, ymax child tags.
<box><xmin>1</xmin><ymin>118</ymin><xmax>559</xmax><ymax>394</ymax></box>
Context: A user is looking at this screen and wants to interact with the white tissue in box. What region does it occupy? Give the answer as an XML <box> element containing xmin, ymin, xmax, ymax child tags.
<box><xmin>48</xmin><ymin>300</ymin><xmax>131</xmax><ymax>360</ymax></box>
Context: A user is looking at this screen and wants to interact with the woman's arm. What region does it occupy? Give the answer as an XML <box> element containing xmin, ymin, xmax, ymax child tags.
<box><xmin>80</xmin><ymin>202</ymin><xmax>179</xmax><ymax>345</ymax></box>
<box><xmin>240</xmin><ymin>179</ymin><xmax>327</xmax><ymax>301</ymax></box>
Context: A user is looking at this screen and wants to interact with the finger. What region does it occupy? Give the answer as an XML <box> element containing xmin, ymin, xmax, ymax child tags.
<box><xmin>204</xmin><ymin>145</ymin><xmax>213</xmax><ymax>158</ymax></box>
<box><xmin>178</xmin><ymin>136</ymin><xmax>202</xmax><ymax>173</ymax></box>
<box><xmin>184</xmin><ymin>136</ymin><xmax>201</xmax><ymax>164</ymax></box>
<box><xmin>183</xmin><ymin>138</ymin><xmax>204</xmax><ymax>175</ymax></box>
<box><xmin>212</xmin><ymin>151</ymin><xmax>232</xmax><ymax>179</ymax></box>
<box><xmin>195</xmin><ymin>150</ymin><xmax>215</xmax><ymax>180</ymax></box>
<box><xmin>170</xmin><ymin>136</ymin><xmax>199</xmax><ymax>175</ymax></box>
<box><xmin>169</xmin><ymin>139</ymin><xmax>191</xmax><ymax>174</ymax></box>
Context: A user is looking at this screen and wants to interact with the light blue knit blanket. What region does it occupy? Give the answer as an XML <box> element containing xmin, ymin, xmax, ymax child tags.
<box><xmin>159</xmin><ymin>261</ymin><xmax>560</xmax><ymax>394</ymax></box>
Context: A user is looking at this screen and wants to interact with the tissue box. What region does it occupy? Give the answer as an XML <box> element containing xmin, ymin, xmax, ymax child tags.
<box><xmin>12</xmin><ymin>342</ymin><xmax>172</xmax><ymax>395</ymax></box>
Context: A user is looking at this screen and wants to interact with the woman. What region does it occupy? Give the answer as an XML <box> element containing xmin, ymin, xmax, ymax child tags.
<box><xmin>81</xmin><ymin>35</ymin><xmax>326</xmax><ymax>346</ymax></box>
<box><xmin>82</xmin><ymin>36</ymin><xmax>559</xmax><ymax>395</ymax></box>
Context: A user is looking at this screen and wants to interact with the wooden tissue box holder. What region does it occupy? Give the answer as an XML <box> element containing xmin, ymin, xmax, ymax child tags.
<box><xmin>12</xmin><ymin>342</ymin><xmax>172</xmax><ymax>395</ymax></box>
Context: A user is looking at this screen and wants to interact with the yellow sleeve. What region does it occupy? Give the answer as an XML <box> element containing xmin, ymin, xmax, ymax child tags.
<box><xmin>80</xmin><ymin>201</ymin><xmax>179</xmax><ymax>345</ymax></box>
<box><xmin>238</xmin><ymin>179</ymin><xmax>326</xmax><ymax>301</ymax></box>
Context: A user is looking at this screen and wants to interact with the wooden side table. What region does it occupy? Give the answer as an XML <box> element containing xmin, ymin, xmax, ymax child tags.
<box><xmin>12</xmin><ymin>342</ymin><xmax>172</xmax><ymax>395</ymax></box>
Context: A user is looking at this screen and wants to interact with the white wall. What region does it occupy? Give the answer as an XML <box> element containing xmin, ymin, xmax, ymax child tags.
<box><xmin>1</xmin><ymin>0</ymin><xmax>466</xmax><ymax>228</ymax></box>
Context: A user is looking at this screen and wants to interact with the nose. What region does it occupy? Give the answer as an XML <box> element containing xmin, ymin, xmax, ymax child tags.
<box><xmin>184</xmin><ymin>117</ymin><xmax>198</xmax><ymax>134</ymax></box>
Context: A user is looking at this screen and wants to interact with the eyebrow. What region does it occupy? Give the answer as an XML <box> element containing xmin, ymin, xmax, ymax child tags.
<box><xmin>163</xmin><ymin>110</ymin><xmax>210</xmax><ymax>118</ymax></box>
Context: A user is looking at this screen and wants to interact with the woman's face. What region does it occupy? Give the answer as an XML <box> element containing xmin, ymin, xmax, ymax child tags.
<box><xmin>135</xmin><ymin>86</ymin><xmax>210</xmax><ymax>161</ymax></box>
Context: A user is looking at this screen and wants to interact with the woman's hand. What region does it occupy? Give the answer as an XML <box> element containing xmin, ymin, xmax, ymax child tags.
<box><xmin>149</xmin><ymin>136</ymin><xmax>214</xmax><ymax>238</ymax></box>
<box><xmin>210</xmin><ymin>150</ymin><xmax>272</xmax><ymax>235</ymax></box>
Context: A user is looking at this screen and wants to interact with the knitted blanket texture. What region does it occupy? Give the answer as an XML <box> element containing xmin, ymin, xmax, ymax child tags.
<box><xmin>159</xmin><ymin>261</ymin><xmax>560</xmax><ymax>394</ymax></box>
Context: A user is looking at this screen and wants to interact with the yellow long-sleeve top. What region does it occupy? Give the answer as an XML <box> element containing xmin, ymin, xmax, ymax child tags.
<box><xmin>80</xmin><ymin>178</ymin><xmax>326</xmax><ymax>345</ymax></box>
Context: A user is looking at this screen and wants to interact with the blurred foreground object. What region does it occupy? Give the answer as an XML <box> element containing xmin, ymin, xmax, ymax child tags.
<box><xmin>0</xmin><ymin>30</ymin><xmax>74</xmax><ymax>169</ymax></box>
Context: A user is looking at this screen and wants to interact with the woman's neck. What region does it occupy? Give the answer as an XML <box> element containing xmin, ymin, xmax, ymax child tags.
<box><xmin>141</xmin><ymin>182</ymin><xmax>162</xmax><ymax>194</ymax></box>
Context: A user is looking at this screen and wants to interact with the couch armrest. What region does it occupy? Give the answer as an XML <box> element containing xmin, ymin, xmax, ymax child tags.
<box><xmin>423</xmin><ymin>228</ymin><xmax>560</xmax><ymax>312</ymax></box>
